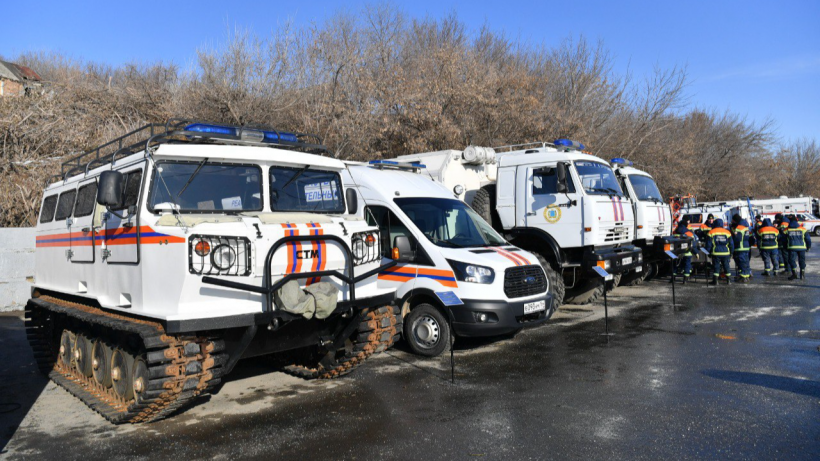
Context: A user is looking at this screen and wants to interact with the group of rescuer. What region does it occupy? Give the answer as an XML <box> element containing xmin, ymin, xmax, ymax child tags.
<box><xmin>672</xmin><ymin>212</ymin><xmax>811</xmax><ymax>284</ymax></box>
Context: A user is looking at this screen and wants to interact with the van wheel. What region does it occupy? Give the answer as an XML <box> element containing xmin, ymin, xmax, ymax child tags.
<box><xmin>814</xmin><ymin>227</ymin><xmax>820</xmax><ymax>237</ymax></box>
<box><xmin>564</xmin><ymin>279</ymin><xmax>604</xmax><ymax>305</ymax></box>
<box><xmin>534</xmin><ymin>253</ymin><xmax>564</xmax><ymax>313</ymax></box>
<box><xmin>404</xmin><ymin>304</ymin><xmax>451</xmax><ymax>357</ymax></box>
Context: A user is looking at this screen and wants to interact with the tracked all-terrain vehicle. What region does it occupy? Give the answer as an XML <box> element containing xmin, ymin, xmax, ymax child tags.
<box><xmin>27</xmin><ymin>120</ymin><xmax>402</xmax><ymax>423</ymax></box>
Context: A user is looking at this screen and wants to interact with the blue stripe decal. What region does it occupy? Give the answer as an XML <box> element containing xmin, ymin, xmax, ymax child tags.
<box><xmin>37</xmin><ymin>231</ymin><xmax>174</xmax><ymax>243</ymax></box>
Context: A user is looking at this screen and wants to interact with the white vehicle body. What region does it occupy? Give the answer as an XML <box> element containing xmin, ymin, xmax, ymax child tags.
<box><xmin>35</xmin><ymin>129</ymin><xmax>393</xmax><ymax>332</ymax></box>
<box><xmin>611</xmin><ymin>162</ymin><xmax>690</xmax><ymax>264</ymax></box>
<box><xmin>391</xmin><ymin>141</ymin><xmax>643</xmax><ymax>305</ymax></box>
<box><xmin>343</xmin><ymin>162</ymin><xmax>552</xmax><ymax>348</ymax></box>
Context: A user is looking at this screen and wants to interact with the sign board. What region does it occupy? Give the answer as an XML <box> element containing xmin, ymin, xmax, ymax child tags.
<box><xmin>592</xmin><ymin>266</ymin><xmax>614</xmax><ymax>281</ymax></box>
<box><xmin>665</xmin><ymin>250</ymin><xmax>678</xmax><ymax>260</ymax></box>
<box><xmin>699</xmin><ymin>248</ymin><xmax>710</xmax><ymax>256</ymax></box>
<box><xmin>435</xmin><ymin>291</ymin><xmax>464</xmax><ymax>306</ymax></box>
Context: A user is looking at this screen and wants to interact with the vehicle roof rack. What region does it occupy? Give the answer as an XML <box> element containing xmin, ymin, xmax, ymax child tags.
<box><xmin>52</xmin><ymin>118</ymin><xmax>329</xmax><ymax>183</ymax></box>
<box><xmin>367</xmin><ymin>160</ymin><xmax>427</xmax><ymax>171</ymax></box>
<box><xmin>492</xmin><ymin>141</ymin><xmax>555</xmax><ymax>153</ymax></box>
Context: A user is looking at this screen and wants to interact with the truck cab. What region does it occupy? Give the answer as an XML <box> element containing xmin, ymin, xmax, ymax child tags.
<box><xmin>343</xmin><ymin>161</ymin><xmax>552</xmax><ymax>357</ymax></box>
<box><xmin>610</xmin><ymin>160</ymin><xmax>691</xmax><ymax>284</ymax></box>
<box><xmin>393</xmin><ymin>139</ymin><xmax>643</xmax><ymax>306</ymax></box>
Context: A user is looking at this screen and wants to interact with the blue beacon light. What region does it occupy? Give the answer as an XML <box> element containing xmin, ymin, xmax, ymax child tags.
<box><xmin>553</xmin><ymin>139</ymin><xmax>586</xmax><ymax>150</ymax></box>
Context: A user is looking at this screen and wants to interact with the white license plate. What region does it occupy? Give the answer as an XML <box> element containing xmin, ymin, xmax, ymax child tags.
<box><xmin>635</xmin><ymin>266</ymin><xmax>643</xmax><ymax>273</ymax></box>
<box><xmin>524</xmin><ymin>300</ymin><xmax>546</xmax><ymax>314</ymax></box>
<box><xmin>681</xmin><ymin>243</ymin><xmax>688</xmax><ymax>249</ymax></box>
<box><xmin>622</xmin><ymin>257</ymin><xmax>633</xmax><ymax>265</ymax></box>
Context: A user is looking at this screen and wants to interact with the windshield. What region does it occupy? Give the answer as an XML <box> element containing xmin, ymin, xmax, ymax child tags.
<box><xmin>149</xmin><ymin>162</ymin><xmax>262</xmax><ymax>212</ymax></box>
<box><xmin>574</xmin><ymin>161</ymin><xmax>624</xmax><ymax>196</ymax></box>
<box><xmin>628</xmin><ymin>174</ymin><xmax>663</xmax><ymax>202</ymax></box>
<box><xmin>394</xmin><ymin>197</ymin><xmax>507</xmax><ymax>248</ymax></box>
<box><xmin>270</xmin><ymin>166</ymin><xmax>344</xmax><ymax>213</ymax></box>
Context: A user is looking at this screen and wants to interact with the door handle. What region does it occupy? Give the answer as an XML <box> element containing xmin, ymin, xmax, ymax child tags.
<box><xmin>81</xmin><ymin>227</ymin><xmax>91</xmax><ymax>233</ymax></box>
<box><xmin>527</xmin><ymin>212</ymin><xmax>536</xmax><ymax>216</ymax></box>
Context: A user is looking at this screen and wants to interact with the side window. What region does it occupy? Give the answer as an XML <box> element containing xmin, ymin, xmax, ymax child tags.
<box><xmin>39</xmin><ymin>195</ymin><xmax>58</xmax><ymax>223</ymax></box>
<box><xmin>120</xmin><ymin>170</ymin><xmax>143</xmax><ymax>209</ymax></box>
<box><xmin>532</xmin><ymin>165</ymin><xmax>575</xmax><ymax>195</ymax></box>
<box><xmin>55</xmin><ymin>189</ymin><xmax>77</xmax><ymax>221</ymax></box>
<box><xmin>74</xmin><ymin>182</ymin><xmax>98</xmax><ymax>217</ymax></box>
<box><xmin>365</xmin><ymin>205</ymin><xmax>420</xmax><ymax>258</ymax></box>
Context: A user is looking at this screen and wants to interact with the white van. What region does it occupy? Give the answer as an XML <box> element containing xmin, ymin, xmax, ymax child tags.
<box><xmin>343</xmin><ymin>161</ymin><xmax>552</xmax><ymax>357</ymax></box>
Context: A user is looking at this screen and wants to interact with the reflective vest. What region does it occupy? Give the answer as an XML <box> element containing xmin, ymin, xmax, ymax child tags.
<box><xmin>732</xmin><ymin>225</ymin><xmax>750</xmax><ymax>252</ymax></box>
<box><xmin>778</xmin><ymin>223</ymin><xmax>790</xmax><ymax>248</ymax></box>
<box><xmin>757</xmin><ymin>226</ymin><xmax>780</xmax><ymax>250</ymax></box>
<box><xmin>707</xmin><ymin>228</ymin><xmax>733</xmax><ymax>256</ymax></box>
<box><xmin>787</xmin><ymin>227</ymin><xmax>808</xmax><ymax>250</ymax></box>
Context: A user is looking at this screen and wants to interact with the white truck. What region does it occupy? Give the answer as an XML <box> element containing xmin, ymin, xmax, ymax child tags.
<box><xmin>343</xmin><ymin>160</ymin><xmax>552</xmax><ymax>357</ymax></box>
<box><xmin>27</xmin><ymin>120</ymin><xmax>402</xmax><ymax>423</ymax></box>
<box><xmin>392</xmin><ymin>139</ymin><xmax>643</xmax><ymax>306</ymax></box>
<box><xmin>610</xmin><ymin>159</ymin><xmax>691</xmax><ymax>285</ymax></box>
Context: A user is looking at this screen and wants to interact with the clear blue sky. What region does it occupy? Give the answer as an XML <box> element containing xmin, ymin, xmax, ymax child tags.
<box><xmin>3</xmin><ymin>0</ymin><xmax>818</xmax><ymax>143</ymax></box>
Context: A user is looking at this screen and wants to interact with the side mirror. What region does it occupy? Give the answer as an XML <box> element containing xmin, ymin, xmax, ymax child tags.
<box><xmin>97</xmin><ymin>171</ymin><xmax>124</xmax><ymax>208</ymax></box>
<box><xmin>346</xmin><ymin>188</ymin><xmax>358</xmax><ymax>214</ymax></box>
<box><xmin>556</xmin><ymin>163</ymin><xmax>568</xmax><ymax>193</ymax></box>
<box><xmin>392</xmin><ymin>235</ymin><xmax>414</xmax><ymax>262</ymax></box>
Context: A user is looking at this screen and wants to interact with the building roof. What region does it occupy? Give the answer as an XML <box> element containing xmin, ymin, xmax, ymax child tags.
<box><xmin>0</xmin><ymin>61</ymin><xmax>42</xmax><ymax>83</ymax></box>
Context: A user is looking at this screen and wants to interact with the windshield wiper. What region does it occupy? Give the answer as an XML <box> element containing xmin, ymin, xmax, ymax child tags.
<box><xmin>282</xmin><ymin>165</ymin><xmax>310</xmax><ymax>189</ymax></box>
<box><xmin>177</xmin><ymin>157</ymin><xmax>208</xmax><ymax>197</ymax></box>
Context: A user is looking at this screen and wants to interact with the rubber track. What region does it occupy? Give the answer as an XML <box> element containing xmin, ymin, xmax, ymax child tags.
<box><xmin>25</xmin><ymin>295</ymin><xmax>226</xmax><ymax>424</ymax></box>
<box><xmin>283</xmin><ymin>305</ymin><xmax>401</xmax><ymax>380</ymax></box>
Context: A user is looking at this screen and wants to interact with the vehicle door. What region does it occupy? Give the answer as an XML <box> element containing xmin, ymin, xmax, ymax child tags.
<box><xmin>70</xmin><ymin>178</ymin><xmax>98</xmax><ymax>263</ymax></box>
<box><xmin>103</xmin><ymin>163</ymin><xmax>144</xmax><ymax>264</ymax></box>
<box><xmin>365</xmin><ymin>205</ymin><xmax>426</xmax><ymax>292</ymax></box>
<box><xmin>524</xmin><ymin>162</ymin><xmax>583</xmax><ymax>248</ymax></box>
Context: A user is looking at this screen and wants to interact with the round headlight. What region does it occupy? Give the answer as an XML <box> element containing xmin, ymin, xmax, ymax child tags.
<box><xmin>211</xmin><ymin>245</ymin><xmax>237</xmax><ymax>270</ymax></box>
<box><xmin>453</xmin><ymin>184</ymin><xmax>465</xmax><ymax>195</ymax></box>
<box><xmin>352</xmin><ymin>238</ymin><xmax>367</xmax><ymax>261</ymax></box>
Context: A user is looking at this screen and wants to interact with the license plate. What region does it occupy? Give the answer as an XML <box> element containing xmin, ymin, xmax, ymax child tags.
<box><xmin>622</xmin><ymin>257</ymin><xmax>633</xmax><ymax>265</ymax></box>
<box><xmin>635</xmin><ymin>266</ymin><xmax>643</xmax><ymax>273</ymax></box>
<box><xmin>681</xmin><ymin>243</ymin><xmax>688</xmax><ymax>249</ymax></box>
<box><xmin>524</xmin><ymin>300</ymin><xmax>546</xmax><ymax>314</ymax></box>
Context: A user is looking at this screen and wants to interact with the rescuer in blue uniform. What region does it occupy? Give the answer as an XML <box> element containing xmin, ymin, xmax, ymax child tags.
<box><xmin>786</xmin><ymin>219</ymin><xmax>811</xmax><ymax>280</ymax></box>
<box><xmin>730</xmin><ymin>215</ymin><xmax>751</xmax><ymax>283</ymax></box>
<box><xmin>706</xmin><ymin>218</ymin><xmax>734</xmax><ymax>285</ymax></box>
<box><xmin>673</xmin><ymin>217</ymin><xmax>696</xmax><ymax>283</ymax></box>
<box><xmin>756</xmin><ymin>218</ymin><xmax>781</xmax><ymax>276</ymax></box>
<box><xmin>778</xmin><ymin>216</ymin><xmax>792</xmax><ymax>275</ymax></box>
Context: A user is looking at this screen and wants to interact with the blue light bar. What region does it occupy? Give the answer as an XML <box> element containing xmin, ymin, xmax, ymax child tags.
<box><xmin>553</xmin><ymin>139</ymin><xmax>586</xmax><ymax>150</ymax></box>
<box><xmin>368</xmin><ymin>160</ymin><xmax>427</xmax><ymax>169</ymax></box>
<box><xmin>185</xmin><ymin>123</ymin><xmax>299</xmax><ymax>144</ymax></box>
<box><xmin>610</xmin><ymin>157</ymin><xmax>633</xmax><ymax>167</ymax></box>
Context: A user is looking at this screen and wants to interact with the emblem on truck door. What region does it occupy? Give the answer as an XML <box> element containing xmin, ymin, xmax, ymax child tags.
<box><xmin>544</xmin><ymin>204</ymin><xmax>562</xmax><ymax>224</ymax></box>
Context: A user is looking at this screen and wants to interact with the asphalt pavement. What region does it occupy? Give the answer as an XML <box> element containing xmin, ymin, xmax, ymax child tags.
<box><xmin>1</xmin><ymin>253</ymin><xmax>818</xmax><ymax>460</ymax></box>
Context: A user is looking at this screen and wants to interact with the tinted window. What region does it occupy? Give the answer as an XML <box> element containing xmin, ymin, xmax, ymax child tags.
<box><xmin>270</xmin><ymin>167</ymin><xmax>344</xmax><ymax>213</ymax></box>
<box><xmin>533</xmin><ymin>166</ymin><xmax>575</xmax><ymax>195</ymax></box>
<box><xmin>684</xmin><ymin>214</ymin><xmax>702</xmax><ymax>224</ymax></box>
<box><xmin>55</xmin><ymin>190</ymin><xmax>77</xmax><ymax>221</ymax></box>
<box><xmin>39</xmin><ymin>195</ymin><xmax>58</xmax><ymax>223</ymax></box>
<box><xmin>74</xmin><ymin>182</ymin><xmax>98</xmax><ymax>217</ymax></box>
<box><xmin>122</xmin><ymin>170</ymin><xmax>143</xmax><ymax>209</ymax></box>
<box><xmin>150</xmin><ymin>163</ymin><xmax>262</xmax><ymax>212</ymax></box>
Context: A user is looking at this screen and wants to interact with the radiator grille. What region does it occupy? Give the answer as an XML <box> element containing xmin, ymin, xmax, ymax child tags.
<box><xmin>504</xmin><ymin>265</ymin><xmax>547</xmax><ymax>298</ymax></box>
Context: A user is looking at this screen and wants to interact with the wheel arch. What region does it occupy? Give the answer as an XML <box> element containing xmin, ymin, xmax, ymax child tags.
<box><xmin>506</xmin><ymin>228</ymin><xmax>565</xmax><ymax>269</ymax></box>
<box><xmin>399</xmin><ymin>288</ymin><xmax>446</xmax><ymax>319</ymax></box>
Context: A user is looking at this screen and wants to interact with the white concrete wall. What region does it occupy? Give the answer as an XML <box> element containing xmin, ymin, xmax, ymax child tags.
<box><xmin>0</xmin><ymin>228</ymin><xmax>34</xmax><ymax>311</ymax></box>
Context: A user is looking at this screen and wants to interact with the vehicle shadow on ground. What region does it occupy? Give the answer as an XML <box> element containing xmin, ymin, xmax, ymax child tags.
<box><xmin>702</xmin><ymin>369</ymin><xmax>820</xmax><ymax>399</ymax></box>
<box><xmin>0</xmin><ymin>315</ymin><xmax>50</xmax><ymax>454</ymax></box>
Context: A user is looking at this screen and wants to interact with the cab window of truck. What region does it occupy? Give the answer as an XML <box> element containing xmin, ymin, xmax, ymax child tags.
<box><xmin>627</xmin><ymin>175</ymin><xmax>663</xmax><ymax>202</ymax></box>
<box><xmin>115</xmin><ymin>170</ymin><xmax>143</xmax><ymax>210</ymax></box>
<box><xmin>574</xmin><ymin>161</ymin><xmax>624</xmax><ymax>196</ymax></box>
<box><xmin>39</xmin><ymin>194</ymin><xmax>58</xmax><ymax>223</ymax></box>
<box><xmin>55</xmin><ymin>189</ymin><xmax>77</xmax><ymax>221</ymax></box>
<box><xmin>74</xmin><ymin>182</ymin><xmax>98</xmax><ymax>217</ymax></box>
<box><xmin>365</xmin><ymin>205</ymin><xmax>422</xmax><ymax>262</ymax></box>
<box><xmin>149</xmin><ymin>162</ymin><xmax>262</xmax><ymax>212</ymax></box>
<box><xmin>394</xmin><ymin>197</ymin><xmax>507</xmax><ymax>248</ymax></box>
<box><xmin>533</xmin><ymin>165</ymin><xmax>575</xmax><ymax>195</ymax></box>
<box><xmin>270</xmin><ymin>166</ymin><xmax>344</xmax><ymax>213</ymax></box>
<box><xmin>684</xmin><ymin>214</ymin><xmax>702</xmax><ymax>223</ymax></box>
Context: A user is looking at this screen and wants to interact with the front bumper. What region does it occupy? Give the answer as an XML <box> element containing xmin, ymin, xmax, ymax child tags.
<box><xmin>645</xmin><ymin>235</ymin><xmax>693</xmax><ymax>261</ymax></box>
<box><xmin>449</xmin><ymin>293</ymin><xmax>553</xmax><ymax>337</ymax></box>
<box><xmin>582</xmin><ymin>245</ymin><xmax>642</xmax><ymax>275</ymax></box>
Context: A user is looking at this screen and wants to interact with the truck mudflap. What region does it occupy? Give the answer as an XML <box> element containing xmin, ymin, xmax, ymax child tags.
<box><xmin>582</xmin><ymin>245</ymin><xmax>642</xmax><ymax>275</ymax></box>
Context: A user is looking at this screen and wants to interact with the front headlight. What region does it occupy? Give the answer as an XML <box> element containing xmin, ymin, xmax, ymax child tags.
<box><xmin>351</xmin><ymin>231</ymin><xmax>380</xmax><ymax>265</ymax></box>
<box><xmin>211</xmin><ymin>244</ymin><xmax>237</xmax><ymax>270</ymax></box>
<box><xmin>448</xmin><ymin>259</ymin><xmax>495</xmax><ymax>284</ymax></box>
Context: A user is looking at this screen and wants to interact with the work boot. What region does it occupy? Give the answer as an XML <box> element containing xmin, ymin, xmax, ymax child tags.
<box><xmin>682</xmin><ymin>277</ymin><xmax>688</xmax><ymax>285</ymax></box>
<box><xmin>709</xmin><ymin>276</ymin><xmax>718</xmax><ymax>286</ymax></box>
<box><xmin>761</xmin><ymin>271</ymin><xmax>770</xmax><ymax>277</ymax></box>
<box><xmin>734</xmin><ymin>275</ymin><xmax>742</xmax><ymax>282</ymax></box>
<box><xmin>788</xmin><ymin>272</ymin><xmax>798</xmax><ymax>281</ymax></box>
<box><xmin>800</xmin><ymin>270</ymin><xmax>805</xmax><ymax>280</ymax></box>
<box><xmin>781</xmin><ymin>269</ymin><xmax>791</xmax><ymax>276</ymax></box>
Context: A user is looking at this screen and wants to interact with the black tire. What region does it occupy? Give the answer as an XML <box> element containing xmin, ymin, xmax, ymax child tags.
<box><xmin>471</xmin><ymin>186</ymin><xmax>500</xmax><ymax>229</ymax></box>
<box><xmin>606</xmin><ymin>273</ymin><xmax>622</xmax><ymax>291</ymax></box>
<box><xmin>814</xmin><ymin>227</ymin><xmax>820</xmax><ymax>237</ymax></box>
<box><xmin>534</xmin><ymin>253</ymin><xmax>564</xmax><ymax>315</ymax></box>
<box><xmin>404</xmin><ymin>303</ymin><xmax>451</xmax><ymax>357</ymax></box>
<box><xmin>564</xmin><ymin>278</ymin><xmax>604</xmax><ymax>305</ymax></box>
<box><xmin>621</xmin><ymin>267</ymin><xmax>649</xmax><ymax>286</ymax></box>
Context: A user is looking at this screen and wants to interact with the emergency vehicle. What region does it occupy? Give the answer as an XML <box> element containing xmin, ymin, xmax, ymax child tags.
<box><xmin>747</xmin><ymin>196</ymin><xmax>820</xmax><ymax>236</ymax></box>
<box><xmin>390</xmin><ymin>140</ymin><xmax>642</xmax><ymax>306</ymax></box>
<box><xmin>610</xmin><ymin>159</ymin><xmax>691</xmax><ymax>285</ymax></box>
<box><xmin>343</xmin><ymin>161</ymin><xmax>552</xmax><ymax>357</ymax></box>
<box><xmin>27</xmin><ymin>120</ymin><xmax>402</xmax><ymax>423</ymax></box>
